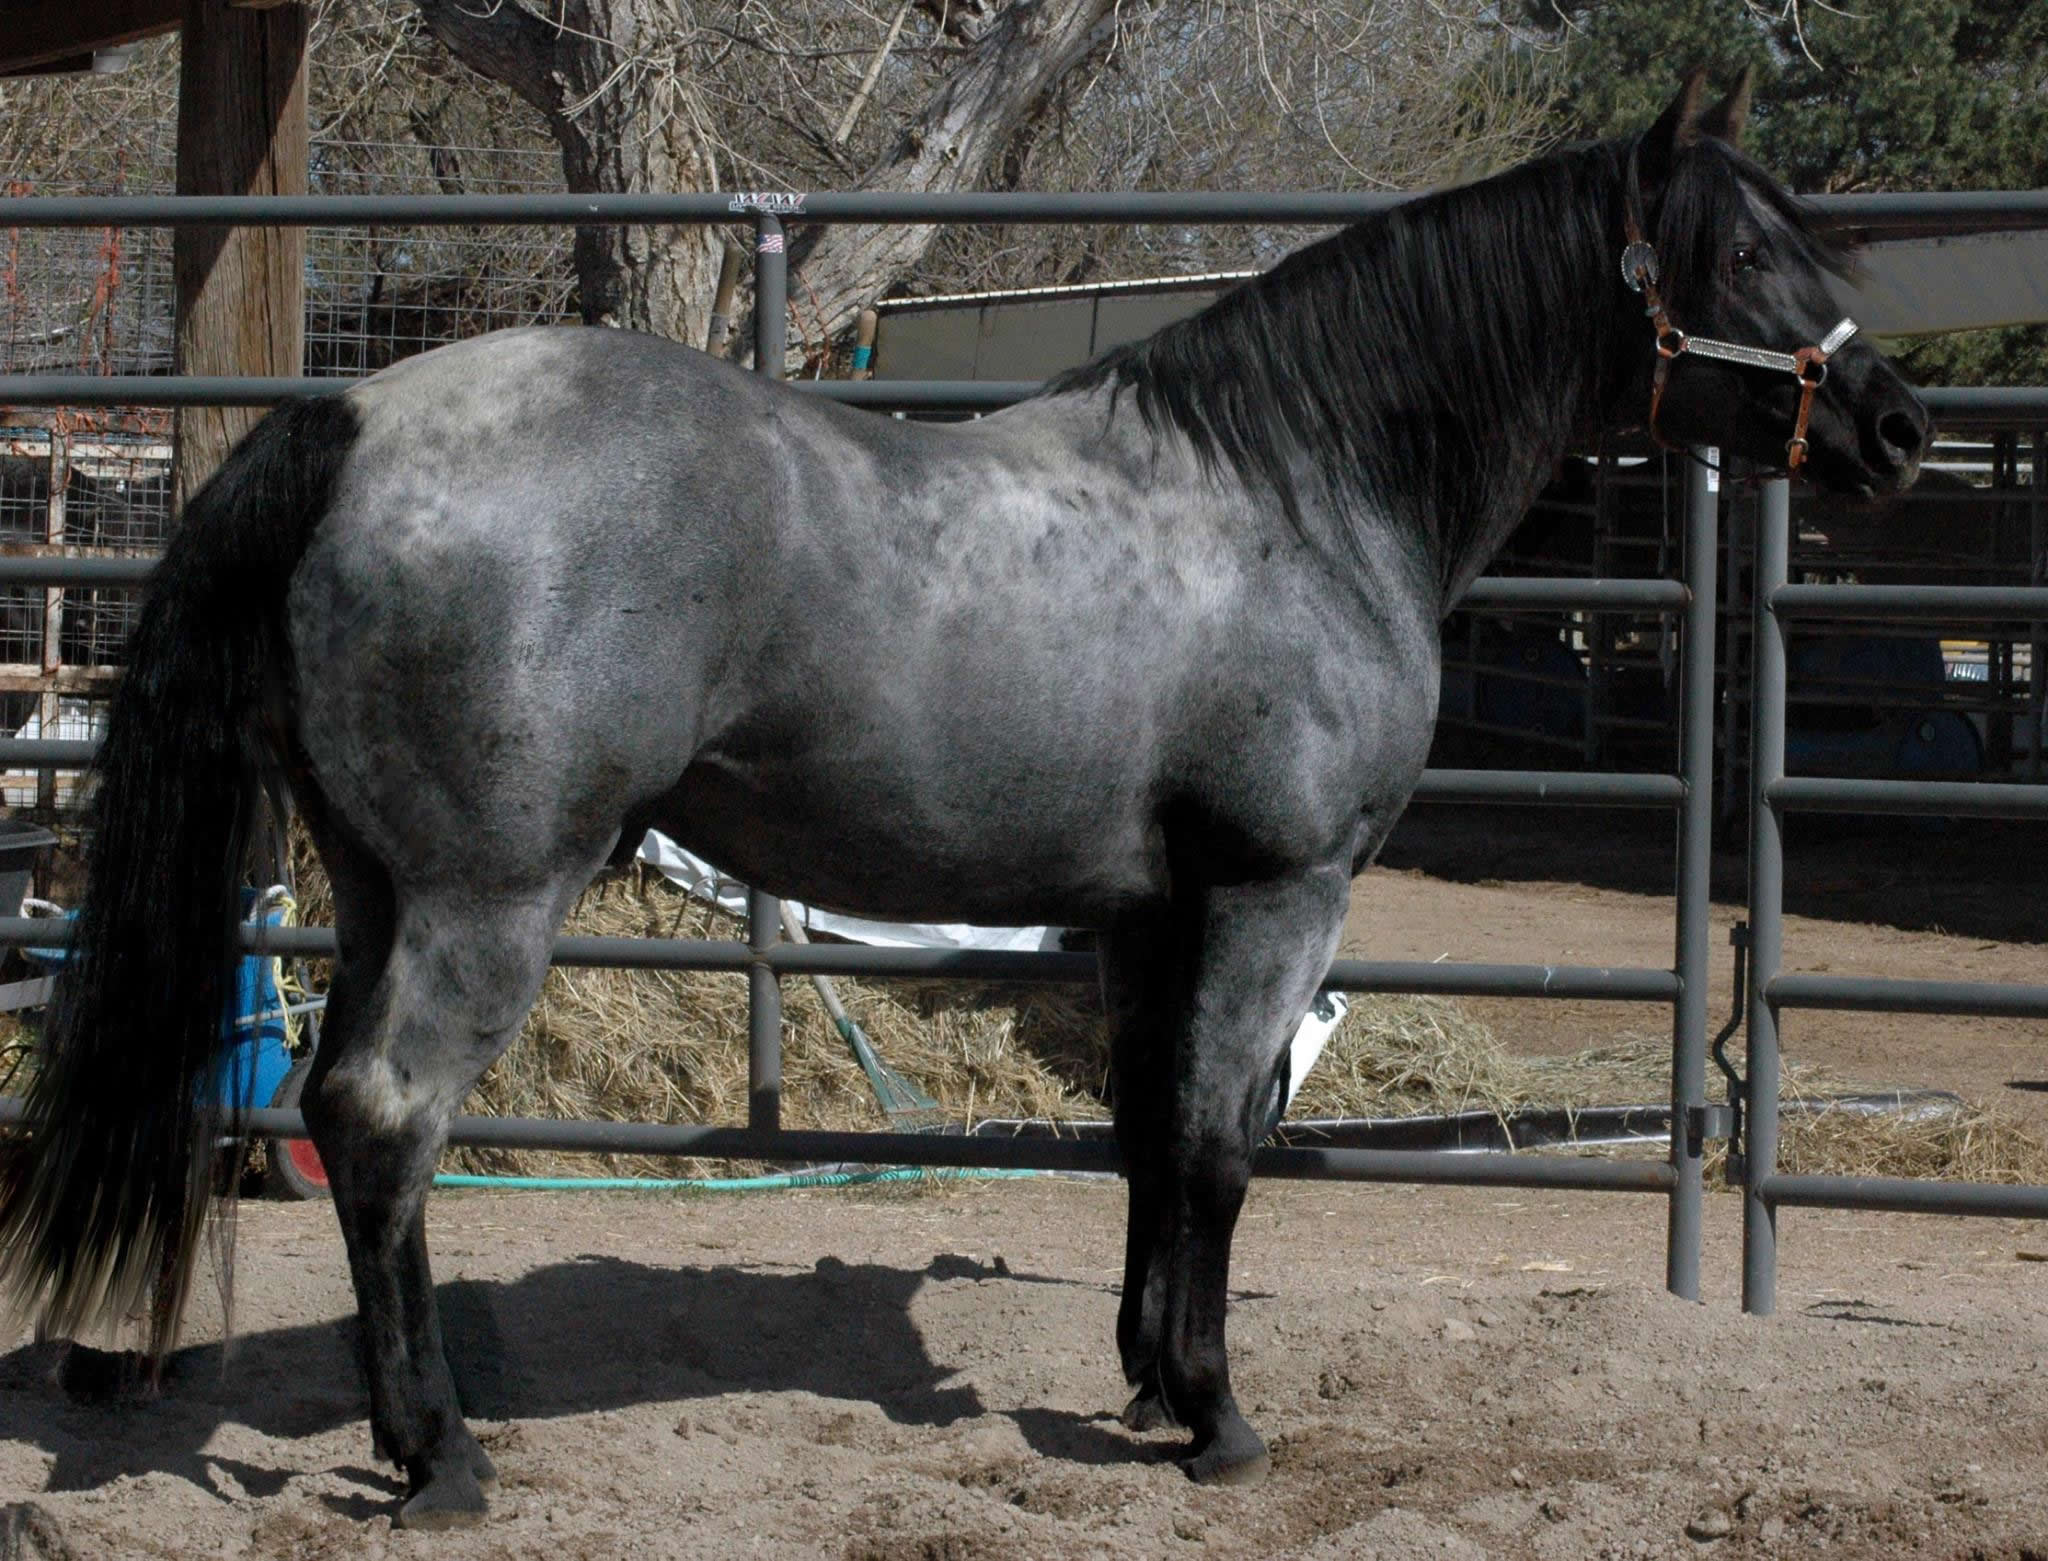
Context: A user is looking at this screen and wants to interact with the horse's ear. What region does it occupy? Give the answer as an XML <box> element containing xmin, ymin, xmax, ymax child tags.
<box><xmin>1638</xmin><ymin>68</ymin><xmax>1708</xmax><ymax>186</ymax></box>
<box><xmin>1698</xmin><ymin>66</ymin><xmax>1754</xmax><ymax>147</ymax></box>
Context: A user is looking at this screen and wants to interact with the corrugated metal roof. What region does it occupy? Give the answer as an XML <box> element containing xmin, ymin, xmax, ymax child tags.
<box><xmin>874</xmin><ymin>269</ymin><xmax>1260</xmax><ymax>312</ymax></box>
<box><xmin>1838</xmin><ymin>230</ymin><xmax>2048</xmax><ymax>336</ymax></box>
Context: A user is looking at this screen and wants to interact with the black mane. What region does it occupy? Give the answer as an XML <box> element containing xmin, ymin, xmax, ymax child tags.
<box><xmin>1047</xmin><ymin>133</ymin><xmax>1842</xmax><ymax>594</ymax></box>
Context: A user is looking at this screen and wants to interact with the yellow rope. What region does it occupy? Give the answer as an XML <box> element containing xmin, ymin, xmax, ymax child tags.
<box><xmin>262</xmin><ymin>885</ymin><xmax>308</xmax><ymax>1055</ymax></box>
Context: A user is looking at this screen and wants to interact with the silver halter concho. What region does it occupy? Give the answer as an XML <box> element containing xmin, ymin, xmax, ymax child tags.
<box><xmin>1620</xmin><ymin>221</ymin><xmax>1858</xmax><ymax>473</ymax></box>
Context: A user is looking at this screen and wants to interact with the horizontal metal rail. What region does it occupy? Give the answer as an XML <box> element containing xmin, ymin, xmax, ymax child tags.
<box><xmin>1772</xmin><ymin>583</ymin><xmax>2048</xmax><ymax>620</ymax></box>
<box><xmin>0</xmin><ymin>190</ymin><xmax>1405</xmax><ymax>228</ymax></box>
<box><xmin>1325</xmin><ymin>958</ymin><xmax>1676</xmax><ymax>1002</ymax></box>
<box><xmin>2</xmin><ymin>378</ymin><xmax>2038</xmax><ymax>430</ymax></box>
<box><xmin>1766</xmin><ymin>777</ymin><xmax>2048</xmax><ymax>818</ymax></box>
<box><xmin>1756</xmin><ymin>1173</ymin><xmax>2048</xmax><ymax>1219</ymax></box>
<box><xmin>1910</xmin><ymin>386</ymin><xmax>2048</xmax><ymax>427</ymax></box>
<box><xmin>1459</xmin><ymin>578</ymin><xmax>1687</xmax><ymax>610</ymax></box>
<box><xmin>0</xmin><ymin>1094</ymin><xmax>1674</xmax><ymax>1191</ymax></box>
<box><xmin>0</xmin><ymin>739</ymin><xmax>95</xmax><ymax>766</ymax></box>
<box><xmin>0</xmin><ymin>733</ymin><xmax>1684</xmax><ymax>810</ymax></box>
<box><xmin>0</xmin><ymin>551</ymin><xmax>1690</xmax><ymax>618</ymax></box>
<box><xmin>0</xmin><ymin>556</ymin><xmax>154</xmax><ymax>585</ymax></box>
<box><xmin>0</xmin><ymin>374</ymin><xmax>1042</xmax><ymax>411</ymax></box>
<box><xmin>0</xmin><ymin>916</ymin><xmax>1676</xmax><ymax>1001</ymax></box>
<box><xmin>1767</xmin><ymin>972</ymin><xmax>2048</xmax><ymax>1019</ymax></box>
<box><xmin>1</xmin><ymin>187</ymin><xmax>2043</xmax><ymax>235</ymax></box>
<box><xmin>1413</xmin><ymin>770</ymin><xmax>1684</xmax><ymax>806</ymax></box>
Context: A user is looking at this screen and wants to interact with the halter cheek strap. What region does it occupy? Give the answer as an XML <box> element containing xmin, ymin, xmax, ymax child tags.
<box><xmin>1620</xmin><ymin>205</ymin><xmax>1857</xmax><ymax>474</ymax></box>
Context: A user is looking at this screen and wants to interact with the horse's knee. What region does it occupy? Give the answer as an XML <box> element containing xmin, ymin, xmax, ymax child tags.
<box><xmin>1171</xmin><ymin>1126</ymin><xmax>1254</xmax><ymax>1219</ymax></box>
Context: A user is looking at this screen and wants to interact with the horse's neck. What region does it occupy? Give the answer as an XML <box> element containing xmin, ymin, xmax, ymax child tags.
<box><xmin>1323</xmin><ymin>185</ymin><xmax>1624</xmax><ymax>610</ymax></box>
<box><xmin>1416</xmin><ymin>382</ymin><xmax>1607</xmax><ymax>611</ymax></box>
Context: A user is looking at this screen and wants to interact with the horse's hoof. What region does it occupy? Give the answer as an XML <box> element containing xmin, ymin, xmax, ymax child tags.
<box><xmin>1184</xmin><ymin>1418</ymin><xmax>1270</xmax><ymax>1486</ymax></box>
<box><xmin>456</xmin><ymin>1431</ymin><xmax>501</xmax><ymax>1493</ymax></box>
<box><xmin>397</xmin><ymin>1465</ymin><xmax>490</xmax><ymax>1530</ymax></box>
<box><xmin>1121</xmin><ymin>1388</ymin><xmax>1177</xmax><ymax>1432</ymax></box>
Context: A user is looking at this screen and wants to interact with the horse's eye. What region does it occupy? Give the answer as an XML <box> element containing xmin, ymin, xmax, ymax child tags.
<box><xmin>1731</xmin><ymin>244</ymin><xmax>1762</xmax><ymax>274</ymax></box>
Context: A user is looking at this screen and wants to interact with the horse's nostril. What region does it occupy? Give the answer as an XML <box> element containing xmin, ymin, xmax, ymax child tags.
<box><xmin>1878</xmin><ymin>408</ymin><xmax>1926</xmax><ymax>464</ymax></box>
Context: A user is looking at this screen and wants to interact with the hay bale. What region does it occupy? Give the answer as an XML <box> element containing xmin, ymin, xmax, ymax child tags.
<box><xmin>457</xmin><ymin>869</ymin><xmax>1106</xmax><ymax>1177</ymax></box>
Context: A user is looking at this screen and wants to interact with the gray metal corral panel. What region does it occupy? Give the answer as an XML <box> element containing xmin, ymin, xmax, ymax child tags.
<box><xmin>1092</xmin><ymin>289</ymin><xmax>1227</xmax><ymax>354</ymax></box>
<box><xmin>871</xmin><ymin>305</ymin><xmax>980</xmax><ymax>380</ymax></box>
<box><xmin>975</xmin><ymin>296</ymin><xmax>1095</xmax><ymax>380</ymax></box>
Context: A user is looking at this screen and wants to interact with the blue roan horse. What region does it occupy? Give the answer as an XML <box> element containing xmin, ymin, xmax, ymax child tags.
<box><xmin>0</xmin><ymin>74</ymin><xmax>1925</xmax><ymax>1526</ymax></box>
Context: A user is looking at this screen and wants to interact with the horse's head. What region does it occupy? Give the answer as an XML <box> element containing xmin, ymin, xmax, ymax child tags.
<box><xmin>1617</xmin><ymin>70</ymin><xmax>1930</xmax><ymax>495</ymax></box>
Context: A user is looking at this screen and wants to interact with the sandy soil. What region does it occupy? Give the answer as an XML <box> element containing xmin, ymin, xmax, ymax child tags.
<box><xmin>1361</xmin><ymin>804</ymin><xmax>2048</xmax><ymax>1135</ymax></box>
<box><xmin>7</xmin><ymin>1179</ymin><xmax>2048</xmax><ymax>1560</ymax></box>
<box><xmin>3</xmin><ymin>808</ymin><xmax>2045</xmax><ymax>1558</ymax></box>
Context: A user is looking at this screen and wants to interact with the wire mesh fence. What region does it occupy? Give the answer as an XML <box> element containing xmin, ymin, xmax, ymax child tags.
<box><xmin>0</xmin><ymin>138</ymin><xmax>579</xmax><ymax>393</ymax></box>
<box><xmin>303</xmin><ymin>141</ymin><xmax>576</xmax><ymax>376</ymax></box>
<box><xmin>0</xmin><ymin>158</ymin><xmax>177</xmax><ymax>405</ymax></box>
<box><xmin>0</xmin><ymin>140</ymin><xmax>581</xmax><ymax>797</ymax></box>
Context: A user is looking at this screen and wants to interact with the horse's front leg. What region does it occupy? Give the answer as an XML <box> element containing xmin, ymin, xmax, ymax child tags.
<box><xmin>1155</xmin><ymin>865</ymin><xmax>1350</xmax><ymax>1484</ymax></box>
<box><xmin>1099</xmin><ymin>917</ymin><xmax>1181</xmax><ymax>1432</ymax></box>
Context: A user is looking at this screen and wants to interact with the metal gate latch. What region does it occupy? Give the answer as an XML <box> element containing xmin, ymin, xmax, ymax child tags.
<box><xmin>1706</xmin><ymin>922</ymin><xmax>1751</xmax><ymax>1179</ymax></box>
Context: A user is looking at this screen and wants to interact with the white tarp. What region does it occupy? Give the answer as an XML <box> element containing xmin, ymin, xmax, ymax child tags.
<box><xmin>635</xmin><ymin>829</ymin><xmax>1345</xmax><ymax>1105</ymax></box>
<box><xmin>636</xmin><ymin>830</ymin><xmax>1063</xmax><ymax>953</ymax></box>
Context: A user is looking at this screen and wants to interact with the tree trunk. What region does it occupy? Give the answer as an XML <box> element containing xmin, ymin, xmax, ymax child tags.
<box><xmin>416</xmin><ymin>0</ymin><xmax>1119</xmax><ymax>362</ymax></box>
<box><xmin>412</xmin><ymin>0</ymin><xmax>724</xmax><ymax>343</ymax></box>
<box><xmin>788</xmin><ymin>0</ymin><xmax>1117</xmax><ymax>357</ymax></box>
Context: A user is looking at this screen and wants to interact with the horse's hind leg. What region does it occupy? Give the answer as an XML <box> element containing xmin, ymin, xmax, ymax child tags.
<box><xmin>1156</xmin><ymin>866</ymin><xmax>1349</xmax><ymax>1485</ymax></box>
<box><xmin>301</xmin><ymin>862</ymin><xmax>583</xmax><ymax>1529</ymax></box>
<box><xmin>1100</xmin><ymin>917</ymin><xmax>1180</xmax><ymax>1432</ymax></box>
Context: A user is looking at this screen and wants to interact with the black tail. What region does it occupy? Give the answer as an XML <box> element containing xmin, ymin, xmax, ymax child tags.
<box><xmin>0</xmin><ymin>397</ymin><xmax>360</xmax><ymax>1355</ymax></box>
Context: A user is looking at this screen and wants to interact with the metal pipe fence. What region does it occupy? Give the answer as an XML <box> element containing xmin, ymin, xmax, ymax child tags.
<box><xmin>1</xmin><ymin>185</ymin><xmax>2039</xmax><ymax>1310</ymax></box>
<box><xmin>1740</xmin><ymin>470</ymin><xmax>2048</xmax><ymax>1314</ymax></box>
<box><xmin>2</xmin><ymin>187</ymin><xmax>2045</xmax><ymax>230</ymax></box>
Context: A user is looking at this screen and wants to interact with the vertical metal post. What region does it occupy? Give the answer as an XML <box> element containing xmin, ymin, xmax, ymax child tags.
<box><xmin>1666</xmin><ymin>451</ymin><xmax>1717</xmax><ymax>1300</ymax></box>
<box><xmin>1741</xmin><ymin>475</ymin><xmax>1790</xmax><ymax>1315</ymax></box>
<box><xmin>2029</xmin><ymin>429</ymin><xmax>2044</xmax><ymax>782</ymax></box>
<box><xmin>747</xmin><ymin>211</ymin><xmax>789</xmax><ymax>1134</ymax></box>
<box><xmin>37</xmin><ymin>432</ymin><xmax>67</xmax><ymax>818</ymax></box>
<box><xmin>1718</xmin><ymin>492</ymin><xmax>1748</xmax><ymax>825</ymax></box>
<box><xmin>1586</xmin><ymin>451</ymin><xmax>1612</xmax><ymax>764</ymax></box>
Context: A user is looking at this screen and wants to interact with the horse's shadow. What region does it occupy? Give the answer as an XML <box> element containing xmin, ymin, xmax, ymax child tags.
<box><xmin>0</xmin><ymin>1251</ymin><xmax>1120</xmax><ymax>1500</ymax></box>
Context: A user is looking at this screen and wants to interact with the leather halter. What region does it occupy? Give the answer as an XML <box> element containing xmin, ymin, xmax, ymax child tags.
<box><xmin>1620</xmin><ymin>199</ymin><xmax>1857</xmax><ymax>474</ymax></box>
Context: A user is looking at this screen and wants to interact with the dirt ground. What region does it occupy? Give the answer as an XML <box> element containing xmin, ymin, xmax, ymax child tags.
<box><xmin>3</xmin><ymin>805</ymin><xmax>2046</xmax><ymax>1559</ymax></box>
<box><xmin>1362</xmin><ymin>804</ymin><xmax>2048</xmax><ymax>1136</ymax></box>
<box><xmin>7</xmin><ymin>1180</ymin><xmax>2048</xmax><ymax>1560</ymax></box>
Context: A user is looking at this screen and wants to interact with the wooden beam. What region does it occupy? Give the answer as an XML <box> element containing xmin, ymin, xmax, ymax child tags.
<box><xmin>0</xmin><ymin>0</ymin><xmax>181</xmax><ymax>76</ymax></box>
<box><xmin>170</xmin><ymin>0</ymin><xmax>307</xmax><ymax>510</ymax></box>
<box><xmin>0</xmin><ymin>667</ymin><xmax>123</xmax><ymax>696</ymax></box>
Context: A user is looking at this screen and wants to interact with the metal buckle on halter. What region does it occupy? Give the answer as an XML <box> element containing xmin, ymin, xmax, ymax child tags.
<box><xmin>1621</xmin><ymin>241</ymin><xmax>1659</xmax><ymax>292</ymax></box>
